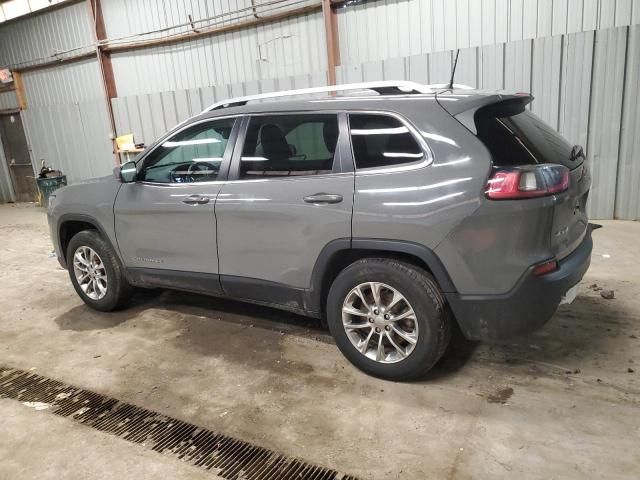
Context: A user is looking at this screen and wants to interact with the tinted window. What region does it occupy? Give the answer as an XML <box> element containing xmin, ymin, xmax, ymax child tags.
<box><xmin>475</xmin><ymin>105</ymin><xmax>581</xmax><ymax>169</ymax></box>
<box><xmin>140</xmin><ymin>118</ymin><xmax>235</xmax><ymax>183</ymax></box>
<box><xmin>240</xmin><ymin>114</ymin><xmax>338</xmax><ymax>178</ymax></box>
<box><xmin>349</xmin><ymin>114</ymin><xmax>424</xmax><ymax>169</ymax></box>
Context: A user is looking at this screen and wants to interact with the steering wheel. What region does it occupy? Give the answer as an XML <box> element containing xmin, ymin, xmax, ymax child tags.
<box><xmin>186</xmin><ymin>161</ymin><xmax>218</xmax><ymax>182</ymax></box>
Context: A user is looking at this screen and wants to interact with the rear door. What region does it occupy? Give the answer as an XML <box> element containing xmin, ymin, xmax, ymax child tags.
<box><xmin>475</xmin><ymin>104</ymin><xmax>590</xmax><ymax>259</ymax></box>
<box><xmin>215</xmin><ymin>113</ymin><xmax>354</xmax><ymax>309</ymax></box>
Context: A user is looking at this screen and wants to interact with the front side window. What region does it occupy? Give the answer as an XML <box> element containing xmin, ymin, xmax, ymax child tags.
<box><xmin>239</xmin><ymin>114</ymin><xmax>339</xmax><ymax>179</ymax></box>
<box><xmin>349</xmin><ymin>114</ymin><xmax>424</xmax><ymax>169</ymax></box>
<box><xmin>139</xmin><ymin>118</ymin><xmax>235</xmax><ymax>183</ymax></box>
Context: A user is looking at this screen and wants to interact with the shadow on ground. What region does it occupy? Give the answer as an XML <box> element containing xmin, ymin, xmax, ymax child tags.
<box><xmin>54</xmin><ymin>289</ymin><xmax>633</xmax><ymax>382</ymax></box>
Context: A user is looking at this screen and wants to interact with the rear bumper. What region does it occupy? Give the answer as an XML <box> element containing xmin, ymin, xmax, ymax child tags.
<box><xmin>446</xmin><ymin>225</ymin><xmax>594</xmax><ymax>341</ymax></box>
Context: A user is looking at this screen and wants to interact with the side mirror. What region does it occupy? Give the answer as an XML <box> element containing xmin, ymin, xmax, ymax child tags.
<box><xmin>119</xmin><ymin>161</ymin><xmax>137</xmax><ymax>183</ymax></box>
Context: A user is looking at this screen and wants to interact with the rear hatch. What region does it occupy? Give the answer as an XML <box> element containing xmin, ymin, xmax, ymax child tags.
<box><xmin>448</xmin><ymin>95</ymin><xmax>590</xmax><ymax>260</ymax></box>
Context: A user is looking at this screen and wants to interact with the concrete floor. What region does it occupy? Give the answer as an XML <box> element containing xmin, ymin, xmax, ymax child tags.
<box><xmin>0</xmin><ymin>202</ymin><xmax>638</xmax><ymax>479</ymax></box>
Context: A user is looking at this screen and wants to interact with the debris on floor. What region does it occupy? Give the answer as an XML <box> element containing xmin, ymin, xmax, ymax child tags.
<box><xmin>486</xmin><ymin>386</ymin><xmax>514</xmax><ymax>404</ymax></box>
<box><xmin>600</xmin><ymin>290</ymin><xmax>615</xmax><ymax>299</ymax></box>
<box><xmin>22</xmin><ymin>401</ymin><xmax>50</xmax><ymax>411</ymax></box>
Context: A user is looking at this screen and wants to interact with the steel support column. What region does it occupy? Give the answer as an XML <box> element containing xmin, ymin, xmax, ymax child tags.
<box><xmin>86</xmin><ymin>0</ymin><xmax>120</xmax><ymax>164</ymax></box>
<box><xmin>322</xmin><ymin>0</ymin><xmax>340</xmax><ymax>85</ymax></box>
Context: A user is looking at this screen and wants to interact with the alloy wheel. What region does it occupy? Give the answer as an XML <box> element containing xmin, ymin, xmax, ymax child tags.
<box><xmin>342</xmin><ymin>282</ymin><xmax>419</xmax><ymax>363</ymax></box>
<box><xmin>73</xmin><ymin>246</ymin><xmax>108</xmax><ymax>300</ymax></box>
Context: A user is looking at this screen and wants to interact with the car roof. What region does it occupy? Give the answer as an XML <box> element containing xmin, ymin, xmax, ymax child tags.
<box><xmin>190</xmin><ymin>88</ymin><xmax>529</xmax><ymax>121</ymax></box>
<box><xmin>196</xmin><ymin>93</ymin><xmax>437</xmax><ymax>118</ymax></box>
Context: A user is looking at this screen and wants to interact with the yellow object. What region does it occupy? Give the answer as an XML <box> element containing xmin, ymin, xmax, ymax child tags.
<box><xmin>116</xmin><ymin>133</ymin><xmax>136</xmax><ymax>151</ymax></box>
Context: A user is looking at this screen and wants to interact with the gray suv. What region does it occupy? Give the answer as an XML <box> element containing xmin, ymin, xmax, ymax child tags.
<box><xmin>47</xmin><ymin>81</ymin><xmax>594</xmax><ymax>380</ymax></box>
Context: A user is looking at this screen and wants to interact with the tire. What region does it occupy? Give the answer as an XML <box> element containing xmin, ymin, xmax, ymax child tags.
<box><xmin>66</xmin><ymin>230</ymin><xmax>132</xmax><ymax>312</ymax></box>
<box><xmin>326</xmin><ymin>258</ymin><xmax>451</xmax><ymax>381</ymax></box>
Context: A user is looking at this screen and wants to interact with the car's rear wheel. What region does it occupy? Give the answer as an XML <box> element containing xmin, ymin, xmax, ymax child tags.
<box><xmin>327</xmin><ymin>258</ymin><xmax>451</xmax><ymax>380</ymax></box>
<box><xmin>67</xmin><ymin>230</ymin><xmax>132</xmax><ymax>311</ymax></box>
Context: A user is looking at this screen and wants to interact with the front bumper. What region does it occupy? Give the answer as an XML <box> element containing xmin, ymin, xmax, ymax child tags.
<box><xmin>446</xmin><ymin>224</ymin><xmax>594</xmax><ymax>341</ymax></box>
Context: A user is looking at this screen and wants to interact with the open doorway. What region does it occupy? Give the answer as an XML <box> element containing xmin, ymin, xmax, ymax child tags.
<box><xmin>0</xmin><ymin>112</ymin><xmax>37</xmax><ymax>202</ymax></box>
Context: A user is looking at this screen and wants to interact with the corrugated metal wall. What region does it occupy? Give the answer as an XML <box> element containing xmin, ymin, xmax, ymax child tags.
<box><xmin>111</xmin><ymin>71</ymin><xmax>328</xmax><ymax>147</ymax></box>
<box><xmin>0</xmin><ymin>0</ymin><xmax>93</xmax><ymax>68</ymax></box>
<box><xmin>336</xmin><ymin>0</ymin><xmax>639</xmax><ymax>64</ymax></box>
<box><xmin>20</xmin><ymin>59</ymin><xmax>114</xmax><ymax>184</ymax></box>
<box><xmin>1</xmin><ymin>0</ymin><xmax>639</xmax><ymax>218</ymax></box>
<box><xmin>0</xmin><ymin>90</ymin><xmax>17</xmax><ymax>201</ymax></box>
<box><xmin>0</xmin><ymin>90</ymin><xmax>19</xmax><ymax>201</ymax></box>
<box><xmin>335</xmin><ymin>24</ymin><xmax>639</xmax><ymax>219</ymax></box>
<box><xmin>0</xmin><ymin>90</ymin><xmax>18</xmax><ymax>110</ymax></box>
<box><xmin>614</xmin><ymin>24</ymin><xmax>640</xmax><ymax>220</ymax></box>
<box><xmin>100</xmin><ymin>0</ymin><xmax>318</xmax><ymax>39</ymax></box>
<box><xmin>0</xmin><ymin>119</ymin><xmax>15</xmax><ymax>202</ymax></box>
<box><xmin>0</xmin><ymin>0</ymin><xmax>114</xmax><ymax>197</ymax></box>
<box><xmin>109</xmin><ymin>10</ymin><xmax>327</xmax><ymax>97</ymax></box>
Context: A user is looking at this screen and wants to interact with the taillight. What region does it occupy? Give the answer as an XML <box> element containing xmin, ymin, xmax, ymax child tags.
<box><xmin>532</xmin><ymin>259</ymin><xmax>558</xmax><ymax>276</ymax></box>
<box><xmin>486</xmin><ymin>164</ymin><xmax>570</xmax><ymax>200</ymax></box>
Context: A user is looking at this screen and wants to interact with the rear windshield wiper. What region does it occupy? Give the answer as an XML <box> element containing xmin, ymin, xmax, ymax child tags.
<box><xmin>570</xmin><ymin>145</ymin><xmax>585</xmax><ymax>162</ymax></box>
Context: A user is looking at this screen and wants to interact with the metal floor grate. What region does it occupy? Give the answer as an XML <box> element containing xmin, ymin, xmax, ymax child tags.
<box><xmin>0</xmin><ymin>366</ymin><xmax>359</xmax><ymax>480</ymax></box>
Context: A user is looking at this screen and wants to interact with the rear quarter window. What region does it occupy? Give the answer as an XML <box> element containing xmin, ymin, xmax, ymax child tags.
<box><xmin>475</xmin><ymin>105</ymin><xmax>582</xmax><ymax>169</ymax></box>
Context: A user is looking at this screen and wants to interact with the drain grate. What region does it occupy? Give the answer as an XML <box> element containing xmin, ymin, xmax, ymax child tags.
<box><xmin>0</xmin><ymin>366</ymin><xmax>360</xmax><ymax>480</ymax></box>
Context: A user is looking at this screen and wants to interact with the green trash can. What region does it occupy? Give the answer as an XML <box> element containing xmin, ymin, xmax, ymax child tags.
<box><xmin>36</xmin><ymin>175</ymin><xmax>67</xmax><ymax>206</ymax></box>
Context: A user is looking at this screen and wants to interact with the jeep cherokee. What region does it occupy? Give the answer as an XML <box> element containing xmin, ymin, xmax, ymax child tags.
<box><xmin>47</xmin><ymin>81</ymin><xmax>594</xmax><ymax>380</ymax></box>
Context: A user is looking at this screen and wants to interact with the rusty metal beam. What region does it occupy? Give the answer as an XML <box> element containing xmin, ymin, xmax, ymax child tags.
<box><xmin>87</xmin><ymin>0</ymin><xmax>117</xmax><ymax>99</ymax></box>
<box><xmin>12</xmin><ymin>71</ymin><xmax>27</xmax><ymax>109</ymax></box>
<box><xmin>13</xmin><ymin>52</ymin><xmax>95</xmax><ymax>74</ymax></box>
<box><xmin>9</xmin><ymin>3</ymin><xmax>324</xmax><ymax>74</ymax></box>
<box><xmin>86</xmin><ymin>0</ymin><xmax>119</xmax><ymax>164</ymax></box>
<box><xmin>322</xmin><ymin>0</ymin><xmax>340</xmax><ymax>85</ymax></box>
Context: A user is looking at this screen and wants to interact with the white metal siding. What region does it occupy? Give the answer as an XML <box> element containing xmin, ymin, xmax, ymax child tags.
<box><xmin>0</xmin><ymin>134</ymin><xmax>15</xmax><ymax>202</ymax></box>
<box><xmin>0</xmin><ymin>1</ymin><xmax>93</xmax><ymax>68</ymax></box>
<box><xmin>110</xmin><ymin>10</ymin><xmax>327</xmax><ymax>96</ymax></box>
<box><xmin>337</xmin><ymin>25</ymin><xmax>637</xmax><ymax>219</ymax></box>
<box><xmin>586</xmin><ymin>26</ymin><xmax>627</xmax><ymax>219</ymax></box>
<box><xmin>20</xmin><ymin>60</ymin><xmax>114</xmax><ymax>184</ymax></box>
<box><xmin>1</xmin><ymin>0</ymin><xmax>639</xmax><ymax>216</ymax></box>
<box><xmin>110</xmin><ymin>71</ymin><xmax>327</xmax><ymax>146</ymax></box>
<box><xmin>336</xmin><ymin>0</ymin><xmax>640</xmax><ymax>65</ymax></box>
<box><xmin>0</xmin><ymin>90</ymin><xmax>18</xmax><ymax>110</ymax></box>
<box><xmin>615</xmin><ymin>24</ymin><xmax>640</xmax><ymax>220</ymax></box>
<box><xmin>100</xmin><ymin>0</ymin><xmax>318</xmax><ymax>39</ymax></box>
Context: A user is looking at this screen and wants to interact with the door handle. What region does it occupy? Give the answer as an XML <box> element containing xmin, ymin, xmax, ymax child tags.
<box><xmin>182</xmin><ymin>194</ymin><xmax>210</xmax><ymax>205</ymax></box>
<box><xmin>303</xmin><ymin>193</ymin><xmax>343</xmax><ymax>204</ymax></box>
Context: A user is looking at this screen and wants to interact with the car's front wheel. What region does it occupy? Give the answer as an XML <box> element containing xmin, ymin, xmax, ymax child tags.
<box><xmin>67</xmin><ymin>230</ymin><xmax>132</xmax><ymax>311</ymax></box>
<box><xmin>326</xmin><ymin>258</ymin><xmax>451</xmax><ymax>381</ymax></box>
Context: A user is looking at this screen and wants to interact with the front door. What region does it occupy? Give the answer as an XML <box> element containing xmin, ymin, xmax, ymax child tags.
<box><xmin>114</xmin><ymin>117</ymin><xmax>239</xmax><ymax>293</ymax></box>
<box><xmin>0</xmin><ymin>113</ymin><xmax>37</xmax><ymax>202</ymax></box>
<box><xmin>215</xmin><ymin>113</ymin><xmax>354</xmax><ymax>310</ymax></box>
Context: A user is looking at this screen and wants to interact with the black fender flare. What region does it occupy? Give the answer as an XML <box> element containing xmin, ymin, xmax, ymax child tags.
<box><xmin>56</xmin><ymin>214</ymin><xmax>122</xmax><ymax>268</ymax></box>
<box><xmin>307</xmin><ymin>238</ymin><xmax>458</xmax><ymax>313</ymax></box>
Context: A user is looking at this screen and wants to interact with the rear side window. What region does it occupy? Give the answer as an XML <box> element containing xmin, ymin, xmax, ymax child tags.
<box><xmin>349</xmin><ymin>114</ymin><xmax>424</xmax><ymax>169</ymax></box>
<box><xmin>240</xmin><ymin>114</ymin><xmax>338</xmax><ymax>178</ymax></box>
<box><xmin>475</xmin><ymin>105</ymin><xmax>581</xmax><ymax>169</ymax></box>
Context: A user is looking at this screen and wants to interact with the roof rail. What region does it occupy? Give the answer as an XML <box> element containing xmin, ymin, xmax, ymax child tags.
<box><xmin>425</xmin><ymin>83</ymin><xmax>474</xmax><ymax>90</ymax></box>
<box><xmin>201</xmin><ymin>81</ymin><xmax>434</xmax><ymax>113</ymax></box>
